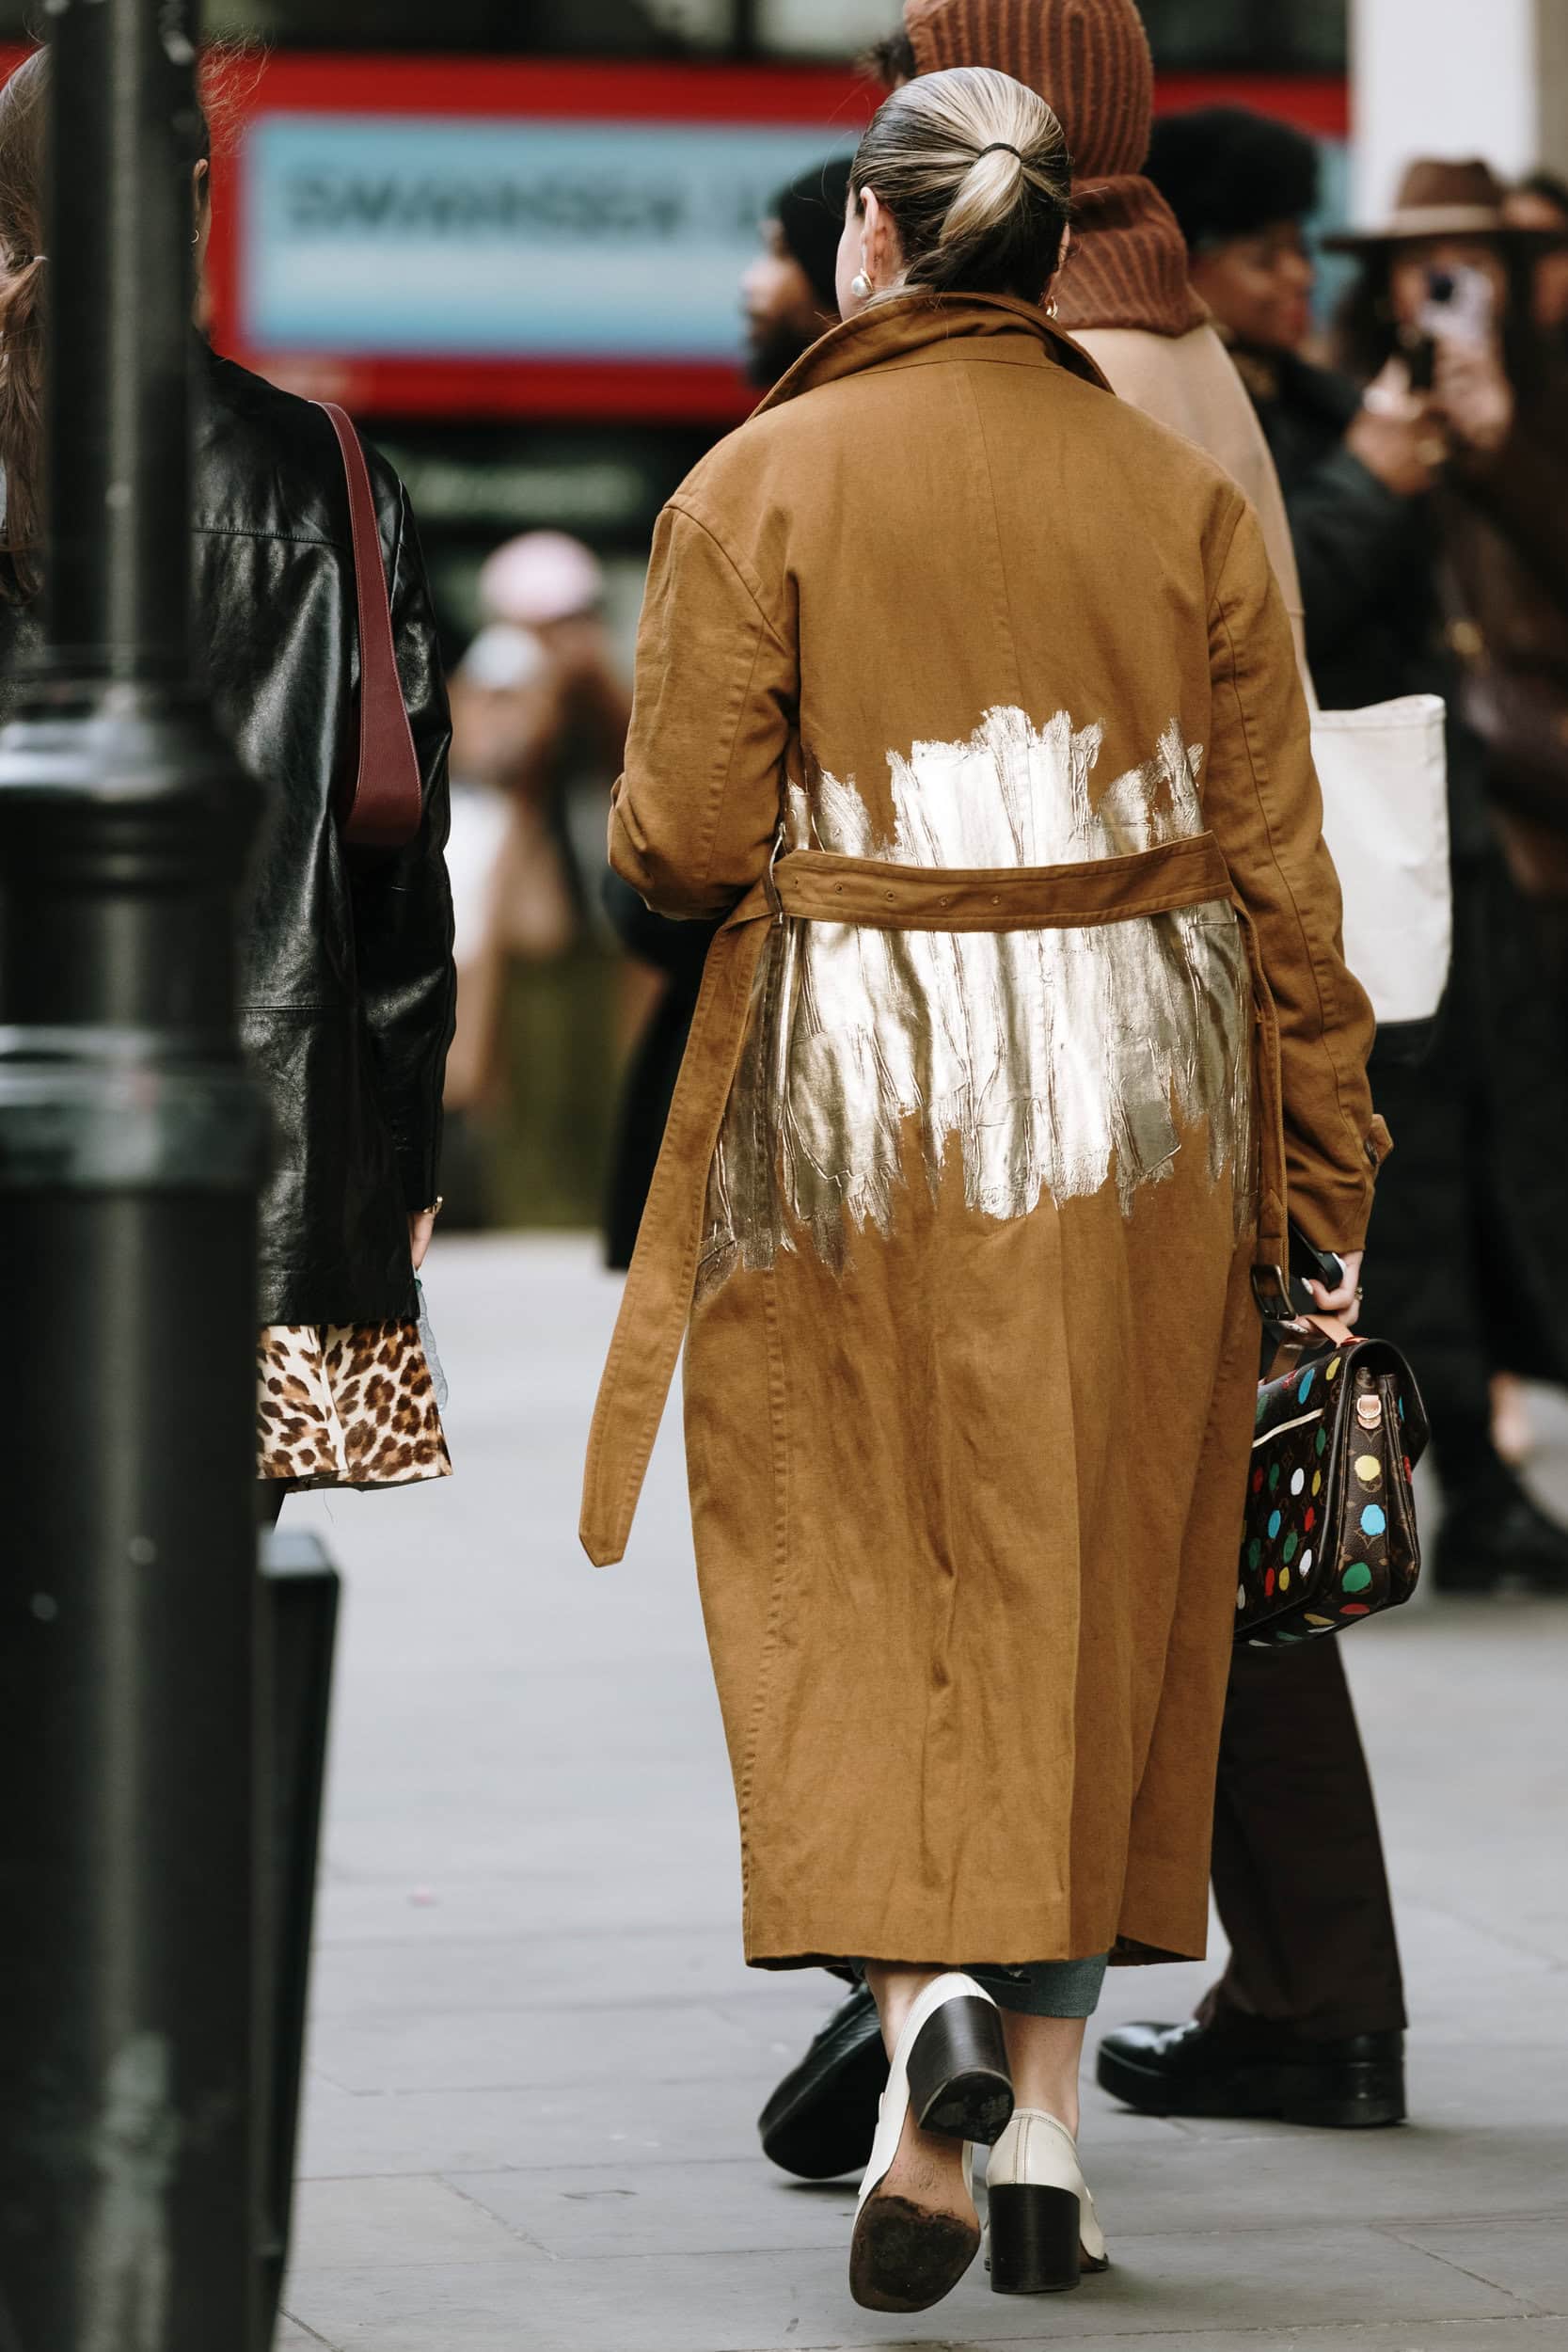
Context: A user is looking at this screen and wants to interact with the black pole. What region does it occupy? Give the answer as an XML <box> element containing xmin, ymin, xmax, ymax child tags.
<box><xmin>0</xmin><ymin>2</ymin><xmax>265</xmax><ymax>2345</ymax></box>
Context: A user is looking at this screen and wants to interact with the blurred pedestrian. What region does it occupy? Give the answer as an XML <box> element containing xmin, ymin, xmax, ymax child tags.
<box><xmin>442</xmin><ymin>620</ymin><xmax>564</xmax><ymax>1223</ymax></box>
<box><xmin>756</xmin><ymin>7</ymin><xmax>1411</xmax><ymax>2198</ymax></box>
<box><xmin>460</xmin><ymin>531</ymin><xmax>630</xmax><ymax>1227</ymax></box>
<box><xmin>741</xmin><ymin>153</ymin><xmax>854</xmax><ymax>385</ymax></box>
<box><xmin>583</xmin><ymin>64</ymin><xmax>1382</xmax><ymax>2312</ymax></box>
<box><xmin>1338</xmin><ymin>167</ymin><xmax>1568</xmax><ymax>988</ymax></box>
<box><xmin>1146</xmin><ymin>112</ymin><xmax>1443</xmax><ymax>716</ymax></box>
<box><xmin>603</xmin><ymin>154</ymin><xmax>853</xmax><ymax>1268</ymax></box>
<box><xmin>1505</xmin><ymin>170</ymin><xmax>1568</xmax><ymax>343</ymax></box>
<box><xmin>1318</xmin><ymin>156</ymin><xmax>1568</xmax><ymax>1591</ymax></box>
<box><xmin>0</xmin><ymin>49</ymin><xmax>454</xmax><ymax>1521</ymax></box>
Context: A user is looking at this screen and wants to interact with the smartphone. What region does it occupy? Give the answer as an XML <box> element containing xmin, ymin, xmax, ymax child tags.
<box><xmin>1289</xmin><ymin>1222</ymin><xmax>1345</xmax><ymax>1316</ymax></box>
<box><xmin>1418</xmin><ymin>261</ymin><xmax>1495</xmax><ymax>348</ymax></box>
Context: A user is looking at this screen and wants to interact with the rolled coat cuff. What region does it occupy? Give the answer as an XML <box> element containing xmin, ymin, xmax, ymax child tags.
<box><xmin>1288</xmin><ymin>1112</ymin><xmax>1392</xmax><ymax>1255</ymax></box>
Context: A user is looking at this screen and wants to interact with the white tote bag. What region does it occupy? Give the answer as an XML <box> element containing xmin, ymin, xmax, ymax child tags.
<box><xmin>1310</xmin><ymin>693</ymin><xmax>1450</xmax><ymax>1027</ymax></box>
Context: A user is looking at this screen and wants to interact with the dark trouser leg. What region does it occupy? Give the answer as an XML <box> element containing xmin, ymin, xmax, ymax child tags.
<box><xmin>257</xmin><ymin>1482</ymin><xmax>287</xmax><ymax>1532</ymax></box>
<box><xmin>1202</xmin><ymin>1638</ymin><xmax>1406</xmax><ymax>2042</ymax></box>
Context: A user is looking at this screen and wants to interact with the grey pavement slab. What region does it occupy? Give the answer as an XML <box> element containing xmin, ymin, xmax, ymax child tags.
<box><xmin>280</xmin><ymin>1236</ymin><xmax>1568</xmax><ymax>2351</ymax></box>
<box><xmin>1389</xmin><ymin>2216</ymin><xmax>1568</xmax><ymax>2314</ymax></box>
<box><xmin>283</xmin><ymin>2226</ymin><xmax>1524</xmax><ymax>2350</ymax></box>
<box><xmin>290</xmin><ymin>2173</ymin><xmax>542</xmax><ymax>2270</ymax></box>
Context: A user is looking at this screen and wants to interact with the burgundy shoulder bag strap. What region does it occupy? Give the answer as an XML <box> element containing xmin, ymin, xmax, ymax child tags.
<box><xmin>315</xmin><ymin>400</ymin><xmax>423</xmax><ymax>850</ymax></box>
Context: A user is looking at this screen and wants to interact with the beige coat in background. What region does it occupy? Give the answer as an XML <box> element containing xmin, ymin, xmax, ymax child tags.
<box><xmin>1076</xmin><ymin>321</ymin><xmax>1309</xmax><ymax>669</ymax></box>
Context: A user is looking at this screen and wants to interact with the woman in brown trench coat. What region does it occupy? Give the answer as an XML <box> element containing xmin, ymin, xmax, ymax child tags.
<box><xmin>583</xmin><ymin>67</ymin><xmax>1383</xmax><ymax>2315</ymax></box>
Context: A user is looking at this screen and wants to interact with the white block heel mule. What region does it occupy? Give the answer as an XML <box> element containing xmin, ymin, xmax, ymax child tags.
<box><xmin>849</xmin><ymin>1974</ymin><xmax>1014</xmax><ymax>2313</ymax></box>
<box><xmin>985</xmin><ymin>2107</ymin><xmax>1109</xmax><ymax>2295</ymax></box>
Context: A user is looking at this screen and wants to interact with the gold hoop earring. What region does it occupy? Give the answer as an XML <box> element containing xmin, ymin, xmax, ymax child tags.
<box><xmin>850</xmin><ymin>269</ymin><xmax>873</xmax><ymax>301</ymax></box>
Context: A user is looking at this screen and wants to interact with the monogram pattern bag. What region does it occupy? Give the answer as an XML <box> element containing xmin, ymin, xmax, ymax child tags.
<box><xmin>1236</xmin><ymin>1318</ymin><xmax>1431</xmax><ymax>1647</ymax></box>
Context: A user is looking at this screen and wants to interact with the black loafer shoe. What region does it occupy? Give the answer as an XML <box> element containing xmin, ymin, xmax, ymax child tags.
<box><xmin>1096</xmin><ymin>2016</ymin><xmax>1405</xmax><ymax>2129</ymax></box>
<box><xmin>759</xmin><ymin>1983</ymin><xmax>889</xmax><ymax>2179</ymax></box>
<box><xmin>1433</xmin><ymin>1481</ymin><xmax>1568</xmax><ymax>1595</ymax></box>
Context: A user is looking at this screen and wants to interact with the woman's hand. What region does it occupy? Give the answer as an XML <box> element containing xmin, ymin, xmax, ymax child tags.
<box><xmin>1348</xmin><ymin>360</ymin><xmax>1444</xmax><ymax>497</ymax></box>
<box><xmin>1432</xmin><ymin>336</ymin><xmax>1514</xmax><ymax>456</ymax></box>
<box><xmin>408</xmin><ymin>1208</ymin><xmax>436</xmax><ymax>1272</ymax></box>
<box><xmin>1306</xmin><ymin>1247</ymin><xmax>1364</xmax><ymax>1328</ymax></box>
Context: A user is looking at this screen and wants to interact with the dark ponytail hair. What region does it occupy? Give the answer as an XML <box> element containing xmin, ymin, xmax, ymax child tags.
<box><xmin>0</xmin><ymin>48</ymin><xmax>49</xmax><ymax>602</ymax></box>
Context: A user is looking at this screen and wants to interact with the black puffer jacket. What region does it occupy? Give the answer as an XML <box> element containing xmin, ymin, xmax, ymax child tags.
<box><xmin>1</xmin><ymin>345</ymin><xmax>455</xmax><ymax>1323</ymax></box>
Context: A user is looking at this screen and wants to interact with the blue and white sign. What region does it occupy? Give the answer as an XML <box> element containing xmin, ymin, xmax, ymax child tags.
<box><xmin>244</xmin><ymin>114</ymin><xmax>855</xmax><ymax>360</ymax></box>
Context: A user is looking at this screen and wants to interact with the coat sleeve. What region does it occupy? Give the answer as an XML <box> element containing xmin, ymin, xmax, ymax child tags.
<box><xmin>610</xmin><ymin>500</ymin><xmax>797</xmax><ymax>919</ymax></box>
<box><xmin>1203</xmin><ymin>494</ymin><xmax>1389</xmax><ymax>1253</ymax></box>
<box><xmin>1285</xmin><ymin>444</ymin><xmax>1418</xmax><ymax>678</ymax></box>
<box><xmin>347</xmin><ymin>475</ymin><xmax>457</xmax><ymax>1212</ymax></box>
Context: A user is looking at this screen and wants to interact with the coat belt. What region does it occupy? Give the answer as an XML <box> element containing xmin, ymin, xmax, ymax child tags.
<box><xmin>580</xmin><ymin>829</ymin><xmax>1288</xmax><ymax>1566</ymax></box>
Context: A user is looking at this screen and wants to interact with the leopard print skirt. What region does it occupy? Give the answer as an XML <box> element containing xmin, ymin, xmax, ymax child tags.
<box><xmin>258</xmin><ymin>1322</ymin><xmax>451</xmax><ymax>1491</ymax></box>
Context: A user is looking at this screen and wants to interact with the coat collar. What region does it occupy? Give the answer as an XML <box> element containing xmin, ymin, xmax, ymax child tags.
<box><xmin>752</xmin><ymin>291</ymin><xmax>1113</xmax><ymax>417</ymax></box>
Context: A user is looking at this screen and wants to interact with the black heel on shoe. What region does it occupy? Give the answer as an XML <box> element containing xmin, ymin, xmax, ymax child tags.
<box><xmin>906</xmin><ymin>1994</ymin><xmax>1013</xmax><ymax>2145</ymax></box>
<box><xmin>988</xmin><ymin>2183</ymin><xmax>1084</xmax><ymax>2295</ymax></box>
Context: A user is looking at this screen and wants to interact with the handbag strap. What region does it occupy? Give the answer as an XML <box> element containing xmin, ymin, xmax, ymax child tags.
<box><xmin>1264</xmin><ymin>1310</ymin><xmax>1355</xmax><ymax>1384</ymax></box>
<box><xmin>315</xmin><ymin>400</ymin><xmax>423</xmax><ymax>850</ymax></box>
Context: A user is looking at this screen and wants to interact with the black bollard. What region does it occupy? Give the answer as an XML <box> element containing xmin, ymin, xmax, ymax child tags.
<box><xmin>0</xmin><ymin>3</ymin><xmax>266</xmax><ymax>2345</ymax></box>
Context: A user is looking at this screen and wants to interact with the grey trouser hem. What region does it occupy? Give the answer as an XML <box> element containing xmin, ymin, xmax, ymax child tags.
<box><xmin>967</xmin><ymin>1955</ymin><xmax>1108</xmax><ymax>2018</ymax></box>
<box><xmin>853</xmin><ymin>1955</ymin><xmax>1108</xmax><ymax>2019</ymax></box>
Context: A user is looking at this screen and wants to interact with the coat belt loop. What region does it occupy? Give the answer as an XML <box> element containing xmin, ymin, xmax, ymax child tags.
<box><xmin>763</xmin><ymin>820</ymin><xmax>786</xmax><ymax>927</ymax></box>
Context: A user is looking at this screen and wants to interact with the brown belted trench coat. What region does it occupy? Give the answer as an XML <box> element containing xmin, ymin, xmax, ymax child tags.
<box><xmin>584</xmin><ymin>294</ymin><xmax>1386</xmax><ymax>1972</ymax></box>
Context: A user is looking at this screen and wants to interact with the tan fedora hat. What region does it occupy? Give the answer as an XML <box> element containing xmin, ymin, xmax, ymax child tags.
<box><xmin>1323</xmin><ymin>156</ymin><xmax>1568</xmax><ymax>252</ymax></box>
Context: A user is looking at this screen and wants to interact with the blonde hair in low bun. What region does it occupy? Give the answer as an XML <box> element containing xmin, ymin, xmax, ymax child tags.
<box><xmin>851</xmin><ymin>65</ymin><xmax>1072</xmax><ymax>303</ymax></box>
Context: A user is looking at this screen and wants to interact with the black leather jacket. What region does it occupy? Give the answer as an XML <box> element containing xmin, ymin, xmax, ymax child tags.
<box><xmin>0</xmin><ymin>346</ymin><xmax>456</xmax><ymax>1323</ymax></box>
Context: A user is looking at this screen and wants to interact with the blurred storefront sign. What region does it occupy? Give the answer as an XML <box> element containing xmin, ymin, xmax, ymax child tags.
<box><xmin>206</xmin><ymin>56</ymin><xmax>876</xmax><ymax>421</ymax></box>
<box><xmin>245</xmin><ymin>114</ymin><xmax>850</xmax><ymax>362</ymax></box>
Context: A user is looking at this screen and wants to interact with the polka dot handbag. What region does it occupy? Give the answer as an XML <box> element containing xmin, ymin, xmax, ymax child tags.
<box><xmin>1236</xmin><ymin>1316</ymin><xmax>1431</xmax><ymax>1646</ymax></box>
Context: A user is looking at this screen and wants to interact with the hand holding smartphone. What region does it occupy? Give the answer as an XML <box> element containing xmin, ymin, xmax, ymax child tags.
<box><xmin>1290</xmin><ymin>1222</ymin><xmax>1353</xmax><ymax>1320</ymax></box>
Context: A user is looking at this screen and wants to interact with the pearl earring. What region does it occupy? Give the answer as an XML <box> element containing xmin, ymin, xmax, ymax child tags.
<box><xmin>850</xmin><ymin>269</ymin><xmax>873</xmax><ymax>301</ymax></box>
<box><xmin>1046</xmin><ymin>297</ymin><xmax>1059</xmax><ymax>318</ymax></box>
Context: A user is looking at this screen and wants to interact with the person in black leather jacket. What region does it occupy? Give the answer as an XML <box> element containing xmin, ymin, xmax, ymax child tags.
<box><xmin>0</xmin><ymin>48</ymin><xmax>456</xmax><ymax>1516</ymax></box>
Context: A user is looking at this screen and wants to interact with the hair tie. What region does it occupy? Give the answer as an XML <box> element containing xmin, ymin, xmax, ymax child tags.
<box><xmin>976</xmin><ymin>143</ymin><xmax>1022</xmax><ymax>163</ymax></box>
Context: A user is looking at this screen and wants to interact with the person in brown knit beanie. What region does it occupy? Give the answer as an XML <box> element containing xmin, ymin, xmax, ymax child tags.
<box><xmin>754</xmin><ymin>0</ymin><xmax>1411</xmax><ymax>2192</ymax></box>
<box><xmin>903</xmin><ymin>0</ymin><xmax>1199</xmax><ymax>336</ymax></box>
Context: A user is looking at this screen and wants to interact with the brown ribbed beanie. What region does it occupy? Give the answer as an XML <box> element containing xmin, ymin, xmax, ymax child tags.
<box><xmin>905</xmin><ymin>0</ymin><xmax>1151</xmax><ymax>176</ymax></box>
<box><xmin>901</xmin><ymin>0</ymin><xmax>1206</xmax><ymax>336</ymax></box>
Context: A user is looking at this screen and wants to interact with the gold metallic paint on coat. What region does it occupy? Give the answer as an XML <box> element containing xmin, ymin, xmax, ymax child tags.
<box><xmin>699</xmin><ymin>706</ymin><xmax>1254</xmax><ymax>1294</ymax></box>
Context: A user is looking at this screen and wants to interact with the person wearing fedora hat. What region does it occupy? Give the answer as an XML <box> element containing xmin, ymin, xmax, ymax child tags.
<box><xmin>1321</xmin><ymin>160</ymin><xmax>1568</xmax><ymax>1596</ymax></box>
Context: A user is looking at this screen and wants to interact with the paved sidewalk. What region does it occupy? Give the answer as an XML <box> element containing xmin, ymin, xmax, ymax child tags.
<box><xmin>279</xmin><ymin>1236</ymin><xmax>1568</xmax><ymax>2352</ymax></box>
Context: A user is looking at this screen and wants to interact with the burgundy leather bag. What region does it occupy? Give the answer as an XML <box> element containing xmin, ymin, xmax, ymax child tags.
<box><xmin>315</xmin><ymin>401</ymin><xmax>424</xmax><ymax>850</ymax></box>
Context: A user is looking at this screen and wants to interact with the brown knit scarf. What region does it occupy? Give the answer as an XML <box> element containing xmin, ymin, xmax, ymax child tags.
<box><xmin>903</xmin><ymin>0</ymin><xmax>1207</xmax><ymax>339</ymax></box>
